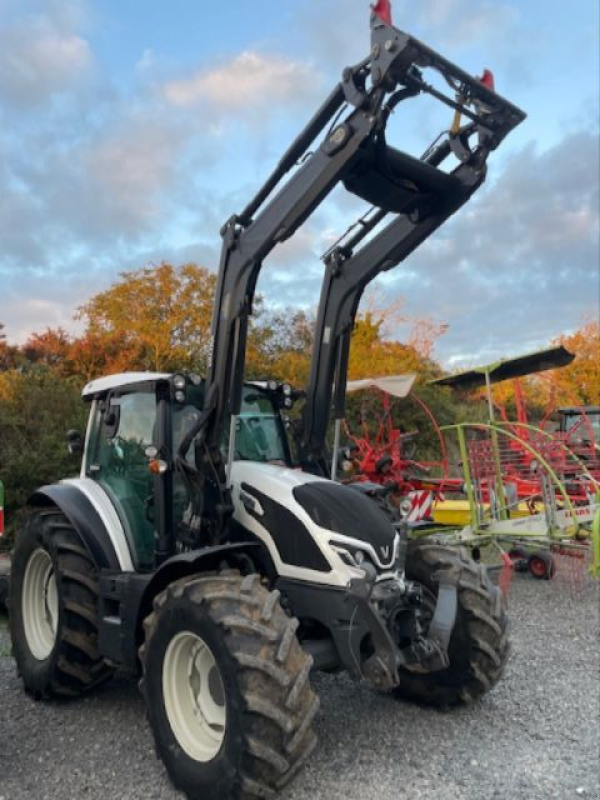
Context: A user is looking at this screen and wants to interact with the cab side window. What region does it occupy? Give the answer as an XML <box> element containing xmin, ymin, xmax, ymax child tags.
<box><xmin>89</xmin><ymin>392</ymin><xmax>157</xmax><ymax>570</ymax></box>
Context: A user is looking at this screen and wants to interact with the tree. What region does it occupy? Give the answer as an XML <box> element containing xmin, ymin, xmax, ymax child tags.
<box><xmin>0</xmin><ymin>322</ymin><xmax>21</xmax><ymax>371</ymax></box>
<box><xmin>77</xmin><ymin>263</ymin><xmax>217</xmax><ymax>374</ymax></box>
<box><xmin>0</xmin><ymin>368</ymin><xmax>86</xmax><ymax>544</ymax></box>
<box><xmin>68</xmin><ymin>330</ymin><xmax>133</xmax><ymax>381</ymax></box>
<box><xmin>553</xmin><ymin>320</ymin><xmax>600</xmax><ymax>405</ymax></box>
<box><xmin>21</xmin><ymin>328</ymin><xmax>73</xmax><ymax>376</ymax></box>
<box><xmin>246</xmin><ymin>309</ymin><xmax>314</xmax><ymax>386</ymax></box>
<box><xmin>348</xmin><ymin>311</ymin><xmax>444</xmax><ymax>382</ymax></box>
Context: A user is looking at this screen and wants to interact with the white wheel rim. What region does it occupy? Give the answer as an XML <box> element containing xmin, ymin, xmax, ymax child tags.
<box><xmin>163</xmin><ymin>632</ymin><xmax>226</xmax><ymax>762</ymax></box>
<box><xmin>22</xmin><ymin>548</ymin><xmax>59</xmax><ymax>661</ymax></box>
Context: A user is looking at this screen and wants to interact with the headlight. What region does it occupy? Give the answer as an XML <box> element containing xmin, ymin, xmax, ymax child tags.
<box><xmin>329</xmin><ymin>542</ymin><xmax>371</xmax><ymax>569</ymax></box>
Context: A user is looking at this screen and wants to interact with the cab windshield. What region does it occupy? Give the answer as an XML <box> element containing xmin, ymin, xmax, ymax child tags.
<box><xmin>172</xmin><ymin>383</ymin><xmax>290</xmax><ymax>465</ymax></box>
<box><xmin>564</xmin><ymin>413</ymin><xmax>600</xmax><ymax>441</ymax></box>
<box><xmin>234</xmin><ymin>386</ymin><xmax>289</xmax><ymax>463</ymax></box>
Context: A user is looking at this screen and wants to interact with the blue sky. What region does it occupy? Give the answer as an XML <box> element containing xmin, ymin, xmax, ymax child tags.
<box><xmin>0</xmin><ymin>0</ymin><xmax>598</xmax><ymax>367</ymax></box>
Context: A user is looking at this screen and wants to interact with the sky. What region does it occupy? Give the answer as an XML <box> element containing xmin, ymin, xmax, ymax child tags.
<box><xmin>0</xmin><ymin>0</ymin><xmax>598</xmax><ymax>368</ymax></box>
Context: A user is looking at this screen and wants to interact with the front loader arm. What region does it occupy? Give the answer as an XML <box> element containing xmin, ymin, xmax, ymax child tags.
<box><xmin>299</xmin><ymin>19</ymin><xmax>527</xmax><ymax>470</ymax></box>
<box><xmin>182</xmin><ymin>5</ymin><xmax>525</xmax><ymax>536</ymax></box>
<box><xmin>300</xmin><ymin>154</ymin><xmax>484</xmax><ymax>468</ymax></box>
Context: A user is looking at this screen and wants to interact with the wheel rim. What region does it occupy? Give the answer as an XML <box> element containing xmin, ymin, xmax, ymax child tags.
<box><xmin>529</xmin><ymin>556</ymin><xmax>547</xmax><ymax>578</ymax></box>
<box><xmin>162</xmin><ymin>631</ymin><xmax>226</xmax><ymax>762</ymax></box>
<box><xmin>22</xmin><ymin>548</ymin><xmax>59</xmax><ymax>661</ymax></box>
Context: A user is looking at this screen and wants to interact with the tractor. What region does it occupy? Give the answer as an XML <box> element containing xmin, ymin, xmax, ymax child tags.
<box><xmin>8</xmin><ymin>5</ymin><xmax>525</xmax><ymax>798</ymax></box>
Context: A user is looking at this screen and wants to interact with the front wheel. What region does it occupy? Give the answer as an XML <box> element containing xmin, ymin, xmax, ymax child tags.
<box><xmin>394</xmin><ymin>541</ymin><xmax>510</xmax><ymax>707</ymax></box>
<box><xmin>140</xmin><ymin>571</ymin><xmax>319</xmax><ymax>800</ymax></box>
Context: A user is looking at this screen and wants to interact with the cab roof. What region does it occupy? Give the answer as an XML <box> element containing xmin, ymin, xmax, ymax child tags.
<box><xmin>559</xmin><ymin>406</ymin><xmax>600</xmax><ymax>415</ymax></box>
<box><xmin>82</xmin><ymin>372</ymin><xmax>171</xmax><ymax>399</ymax></box>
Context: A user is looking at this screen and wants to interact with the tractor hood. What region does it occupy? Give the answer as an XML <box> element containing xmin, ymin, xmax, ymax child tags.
<box><xmin>229</xmin><ymin>462</ymin><xmax>397</xmax><ymax>584</ymax></box>
<box><xmin>292</xmin><ymin>480</ymin><xmax>396</xmax><ymax>556</ymax></box>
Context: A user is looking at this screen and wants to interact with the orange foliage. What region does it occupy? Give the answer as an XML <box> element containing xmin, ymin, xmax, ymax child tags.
<box><xmin>349</xmin><ymin>291</ymin><xmax>447</xmax><ymax>381</ymax></box>
<box><xmin>553</xmin><ymin>320</ymin><xmax>600</xmax><ymax>405</ymax></box>
<box><xmin>77</xmin><ymin>263</ymin><xmax>217</xmax><ymax>375</ymax></box>
<box><xmin>486</xmin><ymin>319</ymin><xmax>600</xmax><ymax>417</ymax></box>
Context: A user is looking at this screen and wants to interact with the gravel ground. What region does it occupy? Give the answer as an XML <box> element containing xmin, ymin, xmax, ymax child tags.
<box><xmin>1</xmin><ymin>575</ymin><xmax>598</xmax><ymax>800</ymax></box>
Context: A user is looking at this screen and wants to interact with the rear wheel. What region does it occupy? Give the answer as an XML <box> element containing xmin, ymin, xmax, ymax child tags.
<box><xmin>9</xmin><ymin>508</ymin><xmax>112</xmax><ymax>698</ymax></box>
<box><xmin>140</xmin><ymin>571</ymin><xmax>319</xmax><ymax>800</ymax></box>
<box><xmin>394</xmin><ymin>540</ymin><xmax>510</xmax><ymax>707</ymax></box>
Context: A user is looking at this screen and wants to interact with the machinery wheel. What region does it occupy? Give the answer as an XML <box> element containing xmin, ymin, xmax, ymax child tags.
<box><xmin>9</xmin><ymin>508</ymin><xmax>112</xmax><ymax>698</ymax></box>
<box><xmin>140</xmin><ymin>571</ymin><xmax>319</xmax><ymax>800</ymax></box>
<box><xmin>507</xmin><ymin>546</ymin><xmax>529</xmax><ymax>573</ymax></box>
<box><xmin>527</xmin><ymin>551</ymin><xmax>555</xmax><ymax>580</ymax></box>
<box><xmin>394</xmin><ymin>540</ymin><xmax>510</xmax><ymax>707</ymax></box>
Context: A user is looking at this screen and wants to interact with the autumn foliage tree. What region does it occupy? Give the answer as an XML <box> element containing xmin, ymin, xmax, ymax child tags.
<box><xmin>553</xmin><ymin>320</ymin><xmax>600</xmax><ymax>405</ymax></box>
<box><xmin>78</xmin><ymin>263</ymin><xmax>217</xmax><ymax>374</ymax></box>
<box><xmin>483</xmin><ymin>319</ymin><xmax>600</xmax><ymax>419</ymax></box>
<box><xmin>247</xmin><ymin>309</ymin><xmax>314</xmax><ymax>386</ymax></box>
<box><xmin>0</xmin><ymin>322</ymin><xmax>21</xmax><ymax>371</ymax></box>
<box><xmin>348</xmin><ymin>312</ymin><xmax>439</xmax><ymax>381</ymax></box>
<box><xmin>21</xmin><ymin>328</ymin><xmax>73</xmax><ymax>376</ymax></box>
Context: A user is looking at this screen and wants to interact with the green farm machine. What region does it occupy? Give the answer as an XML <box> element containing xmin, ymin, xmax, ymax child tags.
<box><xmin>429</xmin><ymin>347</ymin><xmax>600</xmax><ymax>582</ymax></box>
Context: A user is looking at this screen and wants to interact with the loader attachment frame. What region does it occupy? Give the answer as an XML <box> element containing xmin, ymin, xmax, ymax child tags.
<box><xmin>180</xmin><ymin>10</ymin><xmax>526</xmax><ymax>537</ymax></box>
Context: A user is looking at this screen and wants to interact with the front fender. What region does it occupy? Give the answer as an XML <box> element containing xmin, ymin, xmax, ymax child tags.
<box><xmin>133</xmin><ymin>540</ymin><xmax>271</xmax><ymax>652</ymax></box>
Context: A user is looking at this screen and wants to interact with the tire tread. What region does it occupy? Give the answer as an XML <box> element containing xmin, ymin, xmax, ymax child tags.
<box><xmin>395</xmin><ymin>540</ymin><xmax>509</xmax><ymax>707</ymax></box>
<box><xmin>140</xmin><ymin>571</ymin><xmax>318</xmax><ymax>800</ymax></box>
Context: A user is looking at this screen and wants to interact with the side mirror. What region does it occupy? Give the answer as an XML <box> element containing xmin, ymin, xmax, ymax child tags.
<box><xmin>66</xmin><ymin>429</ymin><xmax>83</xmax><ymax>456</ymax></box>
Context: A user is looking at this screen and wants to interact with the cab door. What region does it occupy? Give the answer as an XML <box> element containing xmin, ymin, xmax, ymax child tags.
<box><xmin>86</xmin><ymin>391</ymin><xmax>158</xmax><ymax>570</ymax></box>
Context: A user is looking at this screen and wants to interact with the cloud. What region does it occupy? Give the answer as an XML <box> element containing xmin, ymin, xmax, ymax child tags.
<box><xmin>83</xmin><ymin>118</ymin><xmax>188</xmax><ymax>229</ymax></box>
<box><xmin>377</xmin><ymin>128</ymin><xmax>599</xmax><ymax>365</ymax></box>
<box><xmin>164</xmin><ymin>51</ymin><xmax>314</xmax><ymax>114</ymax></box>
<box><xmin>414</xmin><ymin>0</ymin><xmax>519</xmax><ymax>48</ymax></box>
<box><xmin>224</xmin><ymin>125</ymin><xmax>599</xmax><ymax>367</ymax></box>
<box><xmin>135</xmin><ymin>48</ymin><xmax>156</xmax><ymax>75</ymax></box>
<box><xmin>0</xmin><ymin>9</ymin><xmax>92</xmax><ymax>109</ymax></box>
<box><xmin>0</xmin><ymin>0</ymin><xmax>596</xmax><ymax>372</ymax></box>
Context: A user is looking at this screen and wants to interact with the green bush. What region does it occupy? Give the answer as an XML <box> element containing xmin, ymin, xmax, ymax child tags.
<box><xmin>0</xmin><ymin>368</ymin><xmax>86</xmax><ymax>548</ymax></box>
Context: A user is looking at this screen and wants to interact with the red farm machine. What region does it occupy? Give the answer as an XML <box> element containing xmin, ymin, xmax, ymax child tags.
<box><xmin>339</xmin><ymin>347</ymin><xmax>600</xmax><ymax>585</ymax></box>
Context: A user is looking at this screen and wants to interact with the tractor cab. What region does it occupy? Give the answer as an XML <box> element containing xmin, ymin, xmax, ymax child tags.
<box><xmin>80</xmin><ymin>372</ymin><xmax>293</xmax><ymax>570</ymax></box>
<box><xmin>558</xmin><ymin>406</ymin><xmax>600</xmax><ymax>444</ymax></box>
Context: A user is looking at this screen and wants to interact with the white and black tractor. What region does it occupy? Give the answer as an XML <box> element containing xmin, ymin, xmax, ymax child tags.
<box><xmin>9</xmin><ymin>5</ymin><xmax>525</xmax><ymax>799</ymax></box>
